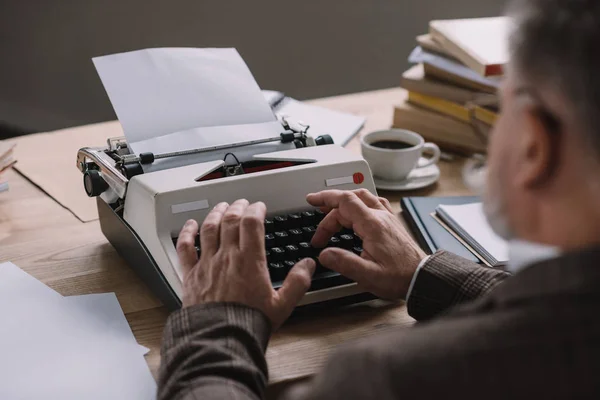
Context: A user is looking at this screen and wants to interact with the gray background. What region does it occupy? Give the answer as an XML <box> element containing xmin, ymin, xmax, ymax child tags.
<box><xmin>0</xmin><ymin>0</ymin><xmax>505</xmax><ymax>135</ymax></box>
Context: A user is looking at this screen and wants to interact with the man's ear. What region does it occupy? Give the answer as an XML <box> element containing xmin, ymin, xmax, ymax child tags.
<box><xmin>515</xmin><ymin>104</ymin><xmax>557</xmax><ymax>188</ymax></box>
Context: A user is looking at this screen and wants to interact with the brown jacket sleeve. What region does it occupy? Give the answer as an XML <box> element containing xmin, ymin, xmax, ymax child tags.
<box><xmin>407</xmin><ymin>250</ymin><xmax>511</xmax><ymax>321</ymax></box>
<box><xmin>158</xmin><ymin>303</ymin><xmax>272</xmax><ymax>400</ymax></box>
<box><xmin>157</xmin><ymin>251</ymin><xmax>510</xmax><ymax>400</ymax></box>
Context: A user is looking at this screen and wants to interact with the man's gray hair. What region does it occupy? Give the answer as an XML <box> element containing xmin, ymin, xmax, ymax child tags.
<box><xmin>508</xmin><ymin>0</ymin><xmax>600</xmax><ymax>154</ymax></box>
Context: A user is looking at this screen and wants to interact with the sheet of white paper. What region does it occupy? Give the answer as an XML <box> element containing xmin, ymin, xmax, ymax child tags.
<box><xmin>275</xmin><ymin>98</ymin><xmax>365</xmax><ymax>146</ymax></box>
<box><xmin>64</xmin><ymin>294</ymin><xmax>150</xmax><ymax>355</ymax></box>
<box><xmin>0</xmin><ymin>261</ymin><xmax>62</xmax><ymax>301</ymax></box>
<box><xmin>0</xmin><ymin>263</ymin><xmax>156</xmax><ymax>399</ymax></box>
<box><xmin>1</xmin><ymin>305</ymin><xmax>157</xmax><ymax>400</ymax></box>
<box><xmin>93</xmin><ymin>48</ymin><xmax>279</xmax><ymax>158</ymax></box>
<box><xmin>0</xmin><ymin>263</ymin><xmax>147</xmax><ymax>355</ymax></box>
<box><xmin>438</xmin><ymin>203</ymin><xmax>508</xmax><ymax>263</ymax></box>
<box><xmin>261</xmin><ymin>89</ymin><xmax>285</xmax><ymax>107</ymax></box>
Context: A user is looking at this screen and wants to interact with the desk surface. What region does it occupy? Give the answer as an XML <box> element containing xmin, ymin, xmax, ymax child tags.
<box><xmin>0</xmin><ymin>87</ymin><xmax>472</xmax><ymax>384</ymax></box>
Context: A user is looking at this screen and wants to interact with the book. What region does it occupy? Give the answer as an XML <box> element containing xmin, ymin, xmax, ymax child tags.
<box><xmin>471</xmin><ymin>118</ymin><xmax>494</xmax><ymax>141</ymax></box>
<box><xmin>401</xmin><ymin>65</ymin><xmax>498</xmax><ymax>106</ymax></box>
<box><xmin>429</xmin><ymin>17</ymin><xmax>510</xmax><ymax>77</ymax></box>
<box><xmin>393</xmin><ymin>99</ymin><xmax>487</xmax><ymax>155</ymax></box>
<box><xmin>435</xmin><ymin>202</ymin><xmax>509</xmax><ymax>267</ymax></box>
<box><xmin>409</xmin><ymin>46</ymin><xmax>502</xmax><ymax>93</ymax></box>
<box><xmin>473</xmin><ymin>104</ymin><xmax>498</xmax><ymax>125</ymax></box>
<box><xmin>407</xmin><ymin>91</ymin><xmax>471</xmax><ymax>123</ymax></box>
<box><xmin>401</xmin><ymin>196</ymin><xmax>481</xmax><ymax>263</ymax></box>
<box><xmin>415</xmin><ymin>34</ymin><xmax>456</xmax><ymax>59</ymax></box>
<box><xmin>406</xmin><ymin>91</ymin><xmax>499</xmax><ymax>128</ymax></box>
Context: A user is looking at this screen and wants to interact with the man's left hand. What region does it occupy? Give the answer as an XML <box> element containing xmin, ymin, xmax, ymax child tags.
<box><xmin>176</xmin><ymin>199</ymin><xmax>316</xmax><ymax>329</ymax></box>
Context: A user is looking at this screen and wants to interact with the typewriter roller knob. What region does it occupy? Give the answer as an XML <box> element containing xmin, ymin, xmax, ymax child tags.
<box><xmin>83</xmin><ymin>169</ymin><xmax>109</xmax><ymax>197</ymax></box>
<box><xmin>121</xmin><ymin>163</ymin><xmax>144</xmax><ymax>179</ymax></box>
<box><xmin>315</xmin><ymin>134</ymin><xmax>334</xmax><ymax>146</ymax></box>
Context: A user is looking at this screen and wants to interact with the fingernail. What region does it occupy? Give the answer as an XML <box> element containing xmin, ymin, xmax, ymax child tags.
<box><xmin>310</xmin><ymin>238</ymin><xmax>323</xmax><ymax>248</ymax></box>
<box><xmin>320</xmin><ymin>250</ymin><xmax>335</xmax><ymax>265</ymax></box>
<box><xmin>184</xmin><ymin>219</ymin><xmax>194</xmax><ymax>227</ymax></box>
<box><xmin>215</xmin><ymin>202</ymin><xmax>228</xmax><ymax>209</ymax></box>
<box><xmin>305</xmin><ymin>258</ymin><xmax>317</xmax><ymax>273</ymax></box>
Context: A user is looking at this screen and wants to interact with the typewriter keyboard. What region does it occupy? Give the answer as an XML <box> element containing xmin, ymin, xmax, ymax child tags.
<box><xmin>173</xmin><ymin>209</ymin><xmax>363</xmax><ymax>291</ymax></box>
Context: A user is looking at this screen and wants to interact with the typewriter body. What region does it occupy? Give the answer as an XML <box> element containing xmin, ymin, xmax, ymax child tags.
<box><xmin>77</xmin><ymin>127</ymin><xmax>377</xmax><ymax>310</ymax></box>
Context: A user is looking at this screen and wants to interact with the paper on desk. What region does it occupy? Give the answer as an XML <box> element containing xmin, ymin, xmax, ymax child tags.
<box><xmin>0</xmin><ymin>262</ymin><xmax>156</xmax><ymax>399</ymax></box>
<box><xmin>1</xmin><ymin>300</ymin><xmax>157</xmax><ymax>399</ymax></box>
<box><xmin>93</xmin><ymin>48</ymin><xmax>280</xmax><ymax>158</ymax></box>
<box><xmin>0</xmin><ymin>261</ymin><xmax>63</xmax><ymax>301</ymax></box>
<box><xmin>9</xmin><ymin>121</ymin><xmax>122</xmax><ymax>222</ymax></box>
<box><xmin>274</xmin><ymin>97</ymin><xmax>365</xmax><ymax>146</ymax></box>
<box><xmin>64</xmin><ymin>294</ymin><xmax>150</xmax><ymax>355</ymax></box>
<box><xmin>0</xmin><ymin>262</ymin><xmax>149</xmax><ymax>354</ymax></box>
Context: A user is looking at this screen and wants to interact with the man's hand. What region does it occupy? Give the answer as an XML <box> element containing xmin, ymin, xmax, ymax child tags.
<box><xmin>307</xmin><ymin>189</ymin><xmax>426</xmax><ymax>300</ymax></box>
<box><xmin>176</xmin><ymin>200</ymin><xmax>316</xmax><ymax>329</ymax></box>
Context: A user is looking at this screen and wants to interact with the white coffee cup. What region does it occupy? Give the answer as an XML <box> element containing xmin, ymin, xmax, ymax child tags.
<box><xmin>361</xmin><ymin>129</ymin><xmax>441</xmax><ymax>181</ymax></box>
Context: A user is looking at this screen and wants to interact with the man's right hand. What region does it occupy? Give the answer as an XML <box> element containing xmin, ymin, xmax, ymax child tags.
<box><xmin>306</xmin><ymin>189</ymin><xmax>426</xmax><ymax>300</ymax></box>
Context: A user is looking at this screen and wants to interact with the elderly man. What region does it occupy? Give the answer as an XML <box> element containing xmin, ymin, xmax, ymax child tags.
<box><xmin>157</xmin><ymin>0</ymin><xmax>600</xmax><ymax>398</ymax></box>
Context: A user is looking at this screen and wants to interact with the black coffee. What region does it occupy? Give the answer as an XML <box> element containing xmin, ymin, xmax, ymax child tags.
<box><xmin>371</xmin><ymin>140</ymin><xmax>414</xmax><ymax>150</ymax></box>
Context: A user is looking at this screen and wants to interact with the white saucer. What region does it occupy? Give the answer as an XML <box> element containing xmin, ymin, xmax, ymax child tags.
<box><xmin>374</xmin><ymin>157</ymin><xmax>440</xmax><ymax>191</ymax></box>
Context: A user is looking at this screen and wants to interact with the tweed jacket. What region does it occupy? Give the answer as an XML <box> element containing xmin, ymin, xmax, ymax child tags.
<box><xmin>158</xmin><ymin>248</ymin><xmax>600</xmax><ymax>399</ymax></box>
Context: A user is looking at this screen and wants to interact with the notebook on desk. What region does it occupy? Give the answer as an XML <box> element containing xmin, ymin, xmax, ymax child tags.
<box><xmin>435</xmin><ymin>202</ymin><xmax>508</xmax><ymax>267</ymax></box>
<box><xmin>401</xmin><ymin>196</ymin><xmax>481</xmax><ymax>263</ymax></box>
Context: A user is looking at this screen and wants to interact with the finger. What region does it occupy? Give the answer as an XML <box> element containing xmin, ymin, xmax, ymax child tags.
<box><xmin>200</xmin><ymin>202</ymin><xmax>229</xmax><ymax>257</ymax></box>
<box><xmin>378</xmin><ymin>197</ymin><xmax>393</xmax><ymax>213</ymax></box>
<box><xmin>220</xmin><ymin>199</ymin><xmax>250</xmax><ymax>247</ymax></box>
<box><xmin>306</xmin><ymin>190</ymin><xmax>373</xmax><ymax>222</ymax></box>
<box><xmin>176</xmin><ymin>219</ymin><xmax>200</xmax><ymax>276</ymax></box>
<box><xmin>353</xmin><ymin>189</ymin><xmax>386</xmax><ymax>211</ymax></box>
<box><xmin>240</xmin><ymin>202</ymin><xmax>267</xmax><ymax>254</ymax></box>
<box><xmin>362</xmin><ymin>249</ymin><xmax>376</xmax><ymax>262</ymax></box>
<box><xmin>319</xmin><ymin>247</ymin><xmax>380</xmax><ymax>288</ymax></box>
<box><xmin>311</xmin><ymin>209</ymin><xmax>350</xmax><ymax>248</ymax></box>
<box><xmin>276</xmin><ymin>258</ymin><xmax>316</xmax><ymax>319</ymax></box>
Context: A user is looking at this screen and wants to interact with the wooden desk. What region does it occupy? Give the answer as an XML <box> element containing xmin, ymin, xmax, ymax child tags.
<box><xmin>0</xmin><ymin>88</ymin><xmax>472</xmax><ymax>386</ymax></box>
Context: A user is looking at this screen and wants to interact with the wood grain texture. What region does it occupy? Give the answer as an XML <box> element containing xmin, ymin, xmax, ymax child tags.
<box><xmin>0</xmin><ymin>87</ymin><xmax>473</xmax><ymax>385</ymax></box>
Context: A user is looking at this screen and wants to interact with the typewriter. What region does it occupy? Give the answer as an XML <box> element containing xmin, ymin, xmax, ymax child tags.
<box><xmin>77</xmin><ymin>48</ymin><xmax>377</xmax><ymax>310</ymax></box>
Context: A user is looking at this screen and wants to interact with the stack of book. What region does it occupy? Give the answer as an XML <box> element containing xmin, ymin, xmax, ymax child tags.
<box><xmin>395</xmin><ymin>17</ymin><xmax>510</xmax><ymax>155</ymax></box>
<box><xmin>0</xmin><ymin>142</ymin><xmax>17</xmax><ymax>193</ymax></box>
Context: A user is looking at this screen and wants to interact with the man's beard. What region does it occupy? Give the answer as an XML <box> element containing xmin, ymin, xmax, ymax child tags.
<box><xmin>483</xmin><ymin>179</ymin><xmax>515</xmax><ymax>240</ymax></box>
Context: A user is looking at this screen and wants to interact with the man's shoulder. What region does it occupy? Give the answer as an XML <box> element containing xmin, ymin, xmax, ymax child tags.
<box><xmin>325</xmin><ymin>294</ymin><xmax>600</xmax><ymax>398</ymax></box>
<box><xmin>358</xmin><ymin>302</ymin><xmax>535</xmax><ymax>366</ymax></box>
<box><xmin>313</xmin><ymin>249</ymin><xmax>600</xmax><ymax>399</ymax></box>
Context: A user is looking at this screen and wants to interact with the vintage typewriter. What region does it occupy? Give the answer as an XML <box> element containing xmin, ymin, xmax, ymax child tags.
<box><xmin>77</xmin><ymin>48</ymin><xmax>377</xmax><ymax>310</ymax></box>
